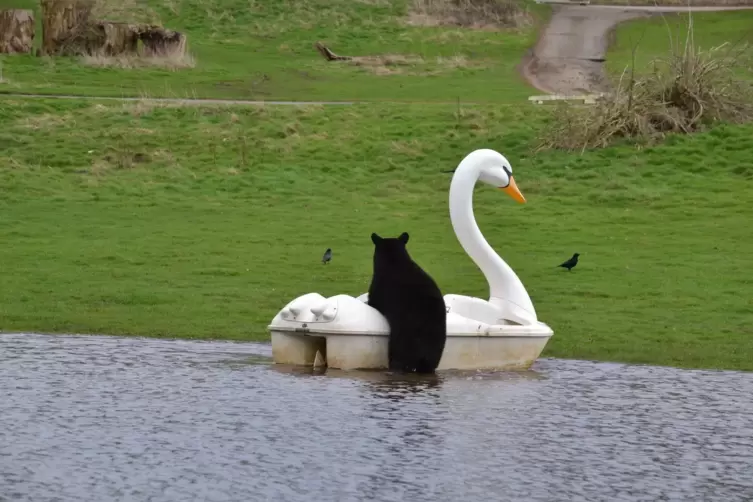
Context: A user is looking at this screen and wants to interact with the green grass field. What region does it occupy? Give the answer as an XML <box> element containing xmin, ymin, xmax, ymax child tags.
<box><xmin>1</xmin><ymin>1</ymin><xmax>753</xmax><ymax>371</ymax></box>
<box><xmin>1</xmin><ymin>98</ymin><xmax>752</xmax><ymax>370</ymax></box>
<box><xmin>605</xmin><ymin>10</ymin><xmax>753</xmax><ymax>77</ymax></box>
<box><xmin>0</xmin><ymin>0</ymin><xmax>550</xmax><ymax>102</ymax></box>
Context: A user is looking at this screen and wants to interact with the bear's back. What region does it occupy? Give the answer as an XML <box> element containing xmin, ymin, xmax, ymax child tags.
<box><xmin>369</xmin><ymin>246</ymin><xmax>444</xmax><ymax>316</ymax></box>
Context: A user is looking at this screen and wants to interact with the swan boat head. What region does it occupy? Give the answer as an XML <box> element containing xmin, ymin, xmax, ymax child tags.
<box><xmin>474</xmin><ymin>150</ymin><xmax>526</xmax><ymax>205</ymax></box>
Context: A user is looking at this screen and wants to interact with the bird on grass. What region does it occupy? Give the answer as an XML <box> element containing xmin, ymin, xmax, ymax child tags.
<box><xmin>322</xmin><ymin>248</ymin><xmax>332</xmax><ymax>265</ymax></box>
<box><xmin>558</xmin><ymin>253</ymin><xmax>580</xmax><ymax>271</ymax></box>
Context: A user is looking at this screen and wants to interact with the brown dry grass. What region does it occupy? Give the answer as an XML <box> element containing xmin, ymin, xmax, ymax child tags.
<box><xmin>408</xmin><ymin>0</ymin><xmax>533</xmax><ymax>29</ymax></box>
<box><xmin>16</xmin><ymin>112</ymin><xmax>74</xmax><ymax>130</ymax></box>
<box><xmin>347</xmin><ymin>54</ymin><xmax>480</xmax><ymax>75</ymax></box>
<box><xmin>80</xmin><ymin>52</ymin><xmax>196</xmax><ymax>70</ymax></box>
<box><xmin>348</xmin><ymin>54</ymin><xmax>424</xmax><ymax>74</ymax></box>
<box><xmin>538</xmin><ymin>20</ymin><xmax>753</xmax><ymax>151</ymax></box>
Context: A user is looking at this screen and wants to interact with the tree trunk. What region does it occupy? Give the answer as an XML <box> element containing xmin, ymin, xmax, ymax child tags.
<box><xmin>0</xmin><ymin>9</ymin><xmax>35</xmax><ymax>54</ymax></box>
<box><xmin>139</xmin><ymin>27</ymin><xmax>186</xmax><ymax>58</ymax></box>
<box><xmin>40</xmin><ymin>0</ymin><xmax>94</xmax><ymax>55</ymax></box>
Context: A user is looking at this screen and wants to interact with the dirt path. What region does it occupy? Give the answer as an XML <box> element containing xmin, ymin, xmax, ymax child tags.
<box><xmin>521</xmin><ymin>3</ymin><xmax>753</xmax><ymax>95</ymax></box>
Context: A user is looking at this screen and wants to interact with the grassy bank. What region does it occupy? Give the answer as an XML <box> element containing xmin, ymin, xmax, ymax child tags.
<box><xmin>605</xmin><ymin>10</ymin><xmax>753</xmax><ymax>76</ymax></box>
<box><xmin>1</xmin><ymin>98</ymin><xmax>752</xmax><ymax>370</ymax></box>
<box><xmin>0</xmin><ymin>0</ymin><xmax>549</xmax><ymax>102</ymax></box>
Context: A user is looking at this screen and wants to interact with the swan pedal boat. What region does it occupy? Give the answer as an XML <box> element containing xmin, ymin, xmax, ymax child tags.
<box><xmin>268</xmin><ymin>149</ymin><xmax>554</xmax><ymax>371</ymax></box>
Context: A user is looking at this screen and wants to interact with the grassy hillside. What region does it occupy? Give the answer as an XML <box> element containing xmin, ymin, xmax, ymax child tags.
<box><xmin>1</xmin><ymin>98</ymin><xmax>752</xmax><ymax>370</ymax></box>
<box><xmin>0</xmin><ymin>0</ymin><xmax>550</xmax><ymax>102</ymax></box>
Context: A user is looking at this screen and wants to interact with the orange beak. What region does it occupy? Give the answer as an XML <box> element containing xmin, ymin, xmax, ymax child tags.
<box><xmin>500</xmin><ymin>176</ymin><xmax>526</xmax><ymax>204</ymax></box>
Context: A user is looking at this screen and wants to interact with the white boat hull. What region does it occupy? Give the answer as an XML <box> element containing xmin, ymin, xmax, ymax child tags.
<box><xmin>270</xmin><ymin>329</ymin><xmax>552</xmax><ymax>371</ymax></box>
<box><xmin>267</xmin><ymin>292</ymin><xmax>554</xmax><ymax>371</ymax></box>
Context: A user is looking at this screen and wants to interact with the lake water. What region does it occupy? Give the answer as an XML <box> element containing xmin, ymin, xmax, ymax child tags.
<box><xmin>2</xmin><ymin>333</ymin><xmax>752</xmax><ymax>502</ymax></box>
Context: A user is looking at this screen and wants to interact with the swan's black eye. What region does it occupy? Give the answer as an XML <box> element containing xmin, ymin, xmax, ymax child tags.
<box><xmin>501</xmin><ymin>165</ymin><xmax>512</xmax><ymax>187</ymax></box>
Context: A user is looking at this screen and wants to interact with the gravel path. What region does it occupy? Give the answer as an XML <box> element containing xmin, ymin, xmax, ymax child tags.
<box><xmin>521</xmin><ymin>3</ymin><xmax>753</xmax><ymax>95</ymax></box>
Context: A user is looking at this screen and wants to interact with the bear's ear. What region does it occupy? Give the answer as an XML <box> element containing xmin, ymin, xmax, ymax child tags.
<box><xmin>398</xmin><ymin>232</ymin><xmax>409</xmax><ymax>244</ymax></box>
<box><xmin>371</xmin><ymin>233</ymin><xmax>382</xmax><ymax>245</ymax></box>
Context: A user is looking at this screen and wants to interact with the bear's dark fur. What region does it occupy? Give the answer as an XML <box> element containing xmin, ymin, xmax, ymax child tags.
<box><xmin>367</xmin><ymin>232</ymin><xmax>447</xmax><ymax>374</ymax></box>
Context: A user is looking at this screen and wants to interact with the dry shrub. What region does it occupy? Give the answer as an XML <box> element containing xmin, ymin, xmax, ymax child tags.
<box><xmin>81</xmin><ymin>52</ymin><xmax>196</xmax><ymax>69</ymax></box>
<box><xmin>539</xmin><ymin>19</ymin><xmax>753</xmax><ymax>151</ymax></box>
<box><xmin>409</xmin><ymin>0</ymin><xmax>531</xmax><ymax>29</ymax></box>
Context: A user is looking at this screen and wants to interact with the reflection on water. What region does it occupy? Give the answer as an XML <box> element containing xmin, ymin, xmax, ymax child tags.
<box><xmin>2</xmin><ymin>333</ymin><xmax>753</xmax><ymax>502</ymax></box>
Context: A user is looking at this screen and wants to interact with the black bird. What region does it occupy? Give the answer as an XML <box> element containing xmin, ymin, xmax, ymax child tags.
<box><xmin>322</xmin><ymin>248</ymin><xmax>332</xmax><ymax>265</ymax></box>
<box><xmin>558</xmin><ymin>253</ymin><xmax>580</xmax><ymax>271</ymax></box>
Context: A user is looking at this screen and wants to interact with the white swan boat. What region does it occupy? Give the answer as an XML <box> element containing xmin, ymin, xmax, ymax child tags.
<box><xmin>268</xmin><ymin>149</ymin><xmax>554</xmax><ymax>371</ymax></box>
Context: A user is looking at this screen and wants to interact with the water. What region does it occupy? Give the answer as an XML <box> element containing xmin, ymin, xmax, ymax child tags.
<box><xmin>2</xmin><ymin>333</ymin><xmax>752</xmax><ymax>502</ymax></box>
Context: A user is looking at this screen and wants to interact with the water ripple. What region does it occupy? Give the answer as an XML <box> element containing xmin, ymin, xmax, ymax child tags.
<box><xmin>1</xmin><ymin>333</ymin><xmax>752</xmax><ymax>502</ymax></box>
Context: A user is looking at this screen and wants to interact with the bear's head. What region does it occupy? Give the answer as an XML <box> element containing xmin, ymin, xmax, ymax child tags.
<box><xmin>371</xmin><ymin>232</ymin><xmax>410</xmax><ymax>264</ymax></box>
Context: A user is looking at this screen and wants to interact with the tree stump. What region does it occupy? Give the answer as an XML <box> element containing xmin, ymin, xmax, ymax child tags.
<box><xmin>40</xmin><ymin>0</ymin><xmax>94</xmax><ymax>55</ymax></box>
<box><xmin>80</xmin><ymin>21</ymin><xmax>140</xmax><ymax>56</ymax></box>
<box><xmin>139</xmin><ymin>27</ymin><xmax>186</xmax><ymax>58</ymax></box>
<box><xmin>0</xmin><ymin>9</ymin><xmax>35</xmax><ymax>54</ymax></box>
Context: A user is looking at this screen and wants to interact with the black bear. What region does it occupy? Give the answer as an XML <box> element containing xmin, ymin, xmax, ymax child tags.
<box><xmin>367</xmin><ymin>232</ymin><xmax>447</xmax><ymax>374</ymax></box>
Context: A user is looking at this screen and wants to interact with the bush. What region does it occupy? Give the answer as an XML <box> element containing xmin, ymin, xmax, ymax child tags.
<box><xmin>538</xmin><ymin>18</ymin><xmax>753</xmax><ymax>151</ymax></box>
